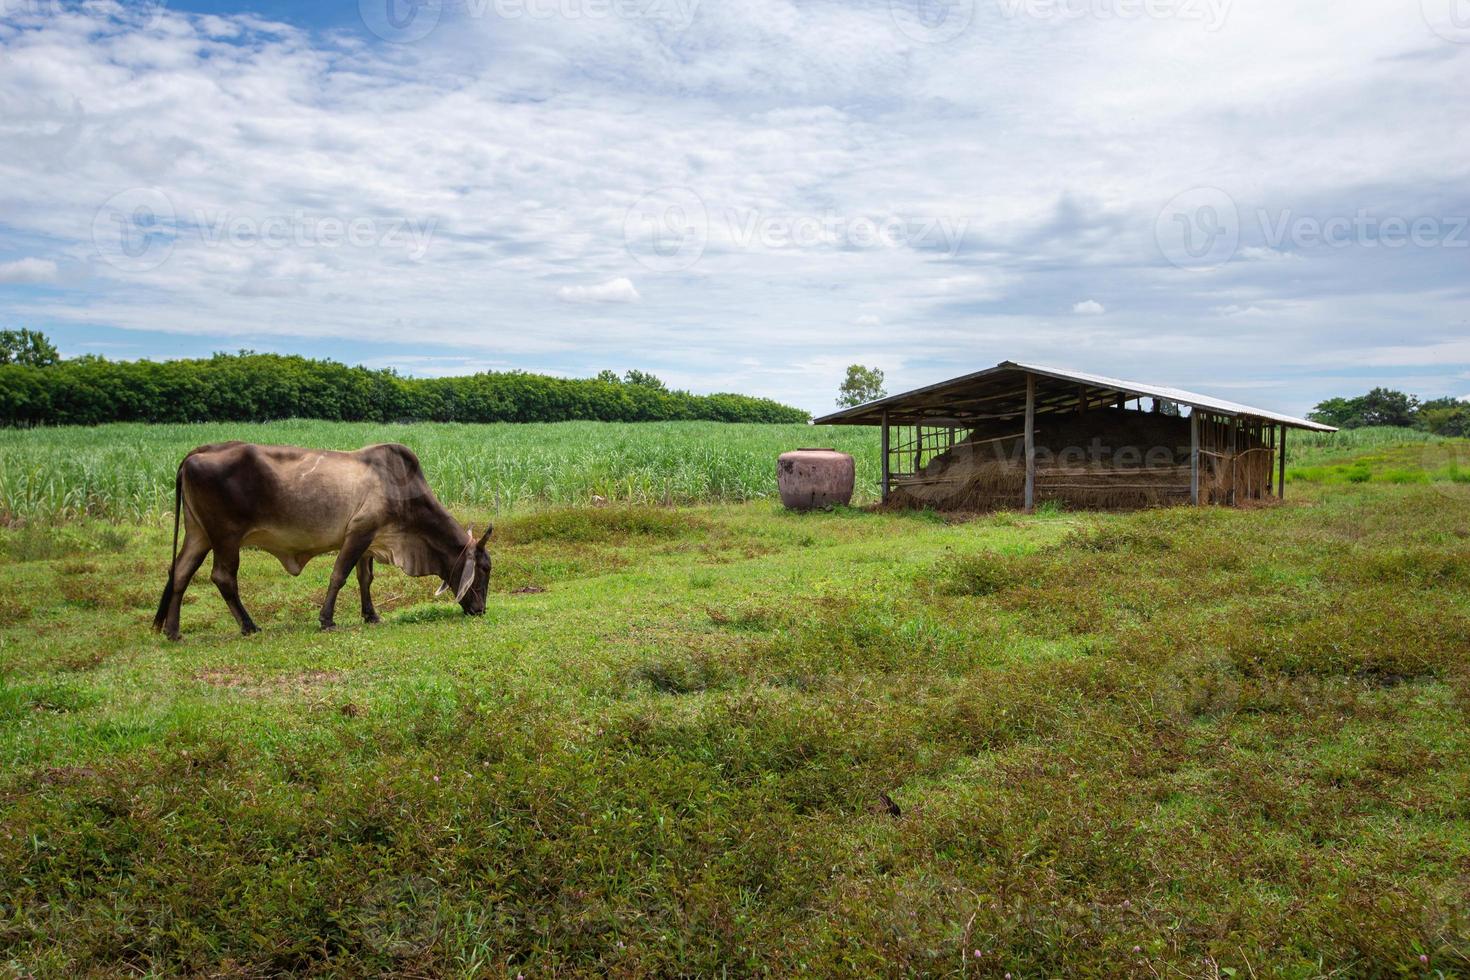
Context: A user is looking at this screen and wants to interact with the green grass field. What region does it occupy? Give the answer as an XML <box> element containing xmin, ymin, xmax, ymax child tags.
<box><xmin>2</xmin><ymin>425</ymin><xmax>1470</xmax><ymax>975</ymax></box>
<box><xmin>0</xmin><ymin>420</ymin><xmax>882</xmax><ymax>523</ymax></box>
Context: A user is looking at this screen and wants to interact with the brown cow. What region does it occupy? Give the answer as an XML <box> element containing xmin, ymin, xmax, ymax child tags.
<box><xmin>152</xmin><ymin>442</ymin><xmax>491</xmax><ymax>639</ymax></box>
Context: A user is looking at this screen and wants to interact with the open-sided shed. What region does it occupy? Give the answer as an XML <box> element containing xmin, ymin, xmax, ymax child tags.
<box><xmin>813</xmin><ymin>361</ymin><xmax>1336</xmax><ymax>512</ymax></box>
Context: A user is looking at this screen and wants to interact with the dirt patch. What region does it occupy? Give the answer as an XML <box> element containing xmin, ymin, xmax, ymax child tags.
<box><xmin>194</xmin><ymin>668</ymin><xmax>343</xmax><ymax>697</ymax></box>
<box><xmin>36</xmin><ymin>765</ymin><xmax>100</xmax><ymax>786</ymax></box>
<box><xmin>511</xmin><ymin>585</ymin><xmax>548</xmax><ymax>594</ymax></box>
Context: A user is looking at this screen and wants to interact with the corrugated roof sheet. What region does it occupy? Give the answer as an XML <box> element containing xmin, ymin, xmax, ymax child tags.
<box><xmin>813</xmin><ymin>360</ymin><xmax>1337</xmax><ymax>432</ymax></box>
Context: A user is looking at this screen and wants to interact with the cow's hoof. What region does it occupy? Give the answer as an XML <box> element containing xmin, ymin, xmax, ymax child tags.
<box><xmin>363</xmin><ymin>614</ymin><xmax>382</xmax><ymax>626</ymax></box>
<box><xmin>241</xmin><ymin>624</ymin><xmax>261</xmax><ymax>637</ymax></box>
<box><xmin>165</xmin><ymin>631</ymin><xmax>182</xmax><ymax>642</ymax></box>
<box><xmin>319</xmin><ymin>622</ymin><xmax>337</xmax><ymax>633</ymax></box>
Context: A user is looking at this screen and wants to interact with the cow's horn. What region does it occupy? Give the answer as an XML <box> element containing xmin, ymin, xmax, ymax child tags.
<box><xmin>434</xmin><ymin>581</ymin><xmax>450</xmax><ymax>597</ymax></box>
<box><xmin>454</xmin><ymin>552</ymin><xmax>476</xmax><ymax>602</ymax></box>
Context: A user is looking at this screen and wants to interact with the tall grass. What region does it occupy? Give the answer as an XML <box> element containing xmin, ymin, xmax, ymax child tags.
<box><xmin>1287</xmin><ymin>425</ymin><xmax>1443</xmax><ymax>466</ymax></box>
<box><xmin>0</xmin><ymin>420</ymin><xmax>880</xmax><ymax>523</ymax></box>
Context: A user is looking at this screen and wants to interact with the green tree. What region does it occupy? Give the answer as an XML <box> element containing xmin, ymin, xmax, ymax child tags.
<box><xmin>0</xmin><ymin>329</ymin><xmax>60</xmax><ymax>367</ymax></box>
<box><xmin>1308</xmin><ymin>396</ymin><xmax>1359</xmax><ymax>428</ymax></box>
<box><xmin>595</xmin><ymin>369</ymin><xmax>621</xmax><ymax>384</ymax></box>
<box><xmin>622</xmin><ymin>369</ymin><xmax>668</xmax><ymax>392</ymax></box>
<box><xmin>1308</xmin><ymin>388</ymin><xmax>1419</xmax><ymax>429</ymax></box>
<box><xmin>836</xmin><ymin>364</ymin><xmax>886</xmax><ymax>408</ymax></box>
<box><xmin>1356</xmin><ymin>387</ymin><xmax>1419</xmax><ymax>427</ymax></box>
<box><xmin>1418</xmin><ymin>397</ymin><xmax>1470</xmax><ymax>436</ymax></box>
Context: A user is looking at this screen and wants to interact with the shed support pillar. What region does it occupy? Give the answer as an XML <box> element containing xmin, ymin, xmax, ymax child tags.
<box><xmin>1024</xmin><ymin>374</ymin><xmax>1036</xmax><ymax>513</ymax></box>
<box><xmin>1278</xmin><ymin>424</ymin><xmax>1287</xmax><ymax>501</ymax></box>
<box><xmin>880</xmin><ymin>410</ymin><xmax>890</xmax><ymax>505</ymax></box>
<box><xmin>1190</xmin><ymin>410</ymin><xmax>1201</xmax><ymax>506</ymax></box>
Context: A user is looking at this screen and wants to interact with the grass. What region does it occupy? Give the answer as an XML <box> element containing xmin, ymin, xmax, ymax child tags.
<box><xmin>0</xmin><ymin>419</ymin><xmax>1448</xmax><ymax>525</ymax></box>
<box><xmin>0</xmin><ymin>420</ymin><xmax>881</xmax><ymax>523</ymax></box>
<box><xmin>2</xmin><ymin>427</ymin><xmax>1470</xmax><ymax>974</ymax></box>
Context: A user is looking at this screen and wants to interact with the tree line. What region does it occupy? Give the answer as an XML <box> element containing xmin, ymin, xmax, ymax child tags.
<box><xmin>1309</xmin><ymin>387</ymin><xmax>1469</xmax><ymax>436</ymax></box>
<box><xmin>0</xmin><ymin>340</ymin><xmax>809</xmax><ymax>427</ymax></box>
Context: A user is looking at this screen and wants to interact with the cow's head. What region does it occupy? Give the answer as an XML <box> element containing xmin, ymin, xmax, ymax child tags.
<box><xmin>437</xmin><ymin>525</ymin><xmax>493</xmax><ymax>616</ymax></box>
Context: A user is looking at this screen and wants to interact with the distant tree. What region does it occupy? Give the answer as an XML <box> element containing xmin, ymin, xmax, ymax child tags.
<box><xmin>1308</xmin><ymin>396</ymin><xmax>1359</xmax><ymax>428</ymax></box>
<box><xmin>1309</xmin><ymin>388</ymin><xmax>1419</xmax><ymax>429</ymax></box>
<box><xmin>0</xmin><ymin>329</ymin><xmax>59</xmax><ymax>367</ymax></box>
<box><xmin>1356</xmin><ymin>387</ymin><xmax>1419</xmax><ymax>427</ymax></box>
<box><xmin>622</xmin><ymin>369</ymin><xmax>668</xmax><ymax>392</ymax></box>
<box><xmin>1418</xmin><ymin>396</ymin><xmax>1470</xmax><ymax>437</ymax></box>
<box><xmin>836</xmin><ymin>364</ymin><xmax>886</xmax><ymax>408</ymax></box>
<box><xmin>595</xmin><ymin>369</ymin><xmax>621</xmax><ymax>385</ymax></box>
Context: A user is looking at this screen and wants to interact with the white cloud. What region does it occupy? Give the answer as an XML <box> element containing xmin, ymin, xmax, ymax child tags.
<box><xmin>854</xmin><ymin>314</ymin><xmax>881</xmax><ymax>327</ymax></box>
<box><xmin>0</xmin><ymin>257</ymin><xmax>58</xmax><ymax>284</ymax></box>
<box><xmin>0</xmin><ymin>1</ymin><xmax>1465</xmax><ymax>413</ymax></box>
<box><xmin>1073</xmin><ymin>300</ymin><xmax>1105</xmax><ymax>315</ymax></box>
<box><xmin>557</xmin><ymin>277</ymin><xmax>641</xmax><ymax>304</ymax></box>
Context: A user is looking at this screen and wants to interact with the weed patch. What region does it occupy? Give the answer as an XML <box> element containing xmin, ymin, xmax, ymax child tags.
<box><xmin>499</xmin><ymin>505</ymin><xmax>706</xmax><ymax>544</ymax></box>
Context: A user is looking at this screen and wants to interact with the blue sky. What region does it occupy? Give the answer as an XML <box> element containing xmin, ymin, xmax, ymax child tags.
<box><xmin>1</xmin><ymin>0</ymin><xmax>1467</xmax><ymax>416</ymax></box>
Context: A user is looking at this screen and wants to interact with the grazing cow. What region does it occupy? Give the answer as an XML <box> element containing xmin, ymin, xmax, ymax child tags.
<box><xmin>152</xmin><ymin>442</ymin><xmax>491</xmax><ymax>640</ymax></box>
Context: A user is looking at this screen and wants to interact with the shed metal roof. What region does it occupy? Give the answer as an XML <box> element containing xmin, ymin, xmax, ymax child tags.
<box><xmin>813</xmin><ymin>361</ymin><xmax>1337</xmax><ymax>432</ymax></box>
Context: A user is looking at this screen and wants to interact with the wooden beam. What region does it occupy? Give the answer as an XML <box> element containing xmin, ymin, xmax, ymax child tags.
<box><xmin>880</xmin><ymin>410</ymin><xmax>890</xmax><ymax>504</ymax></box>
<box><xmin>1024</xmin><ymin>373</ymin><xmax>1036</xmax><ymax>513</ymax></box>
<box><xmin>1278</xmin><ymin>424</ymin><xmax>1287</xmax><ymax>500</ymax></box>
<box><xmin>1190</xmin><ymin>411</ymin><xmax>1201</xmax><ymax>505</ymax></box>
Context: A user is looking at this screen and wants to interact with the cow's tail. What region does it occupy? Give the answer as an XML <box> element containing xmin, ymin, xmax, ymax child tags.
<box><xmin>152</xmin><ymin>462</ymin><xmax>185</xmax><ymax>632</ymax></box>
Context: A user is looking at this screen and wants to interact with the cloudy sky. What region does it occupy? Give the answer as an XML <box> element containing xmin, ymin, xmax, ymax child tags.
<box><xmin>1</xmin><ymin>0</ymin><xmax>1467</xmax><ymax>415</ymax></box>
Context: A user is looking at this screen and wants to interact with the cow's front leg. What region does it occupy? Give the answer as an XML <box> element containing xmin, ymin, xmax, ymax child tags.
<box><xmin>320</xmin><ymin>533</ymin><xmax>374</xmax><ymax>631</ymax></box>
<box><xmin>211</xmin><ymin>542</ymin><xmax>260</xmax><ymax>636</ymax></box>
<box><xmin>356</xmin><ymin>555</ymin><xmax>381</xmax><ymax>624</ymax></box>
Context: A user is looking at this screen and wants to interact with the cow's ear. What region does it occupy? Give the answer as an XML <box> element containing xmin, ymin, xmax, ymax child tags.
<box><xmin>454</xmin><ymin>554</ymin><xmax>476</xmax><ymax>602</ymax></box>
<box><xmin>477</xmin><ymin>525</ymin><xmax>493</xmax><ymax>549</ymax></box>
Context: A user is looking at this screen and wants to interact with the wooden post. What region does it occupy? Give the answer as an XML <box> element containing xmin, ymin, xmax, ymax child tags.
<box><xmin>880</xmin><ymin>410</ymin><xmax>890</xmax><ymax>504</ymax></box>
<box><xmin>1024</xmin><ymin>374</ymin><xmax>1036</xmax><ymax>513</ymax></box>
<box><xmin>1229</xmin><ymin>416</ymin><xmax>1238</xmax><ymax>505</ymax></box>
<box><xmin>1266</xmin><ymin>423</ymin><xmax>1275</xmax><ymax>496</ymax></box>
<box><xmin>1190</xmin><ymin>410</ymin><xmax>1200</xmax><ymax>506</ymax></box>
<box><xmin>1278</xmin><ymin>424</ymin><xmax>1287</xmax><ymax>500</ymax></box>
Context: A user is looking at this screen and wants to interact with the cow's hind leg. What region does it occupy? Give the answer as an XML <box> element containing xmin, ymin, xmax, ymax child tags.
<box><xmin>210</xmin><ymin>542</ymin><xmax>259</xmax><ymax>636</ymax></box>
<box><xmin>320</xmin><ymin>532</ymin><xmax>375</xmax><ymax>631</ymax></box>
<box><xmin>357</xmin><ymin>556</ymin><xmax>381</xmax><ymax>624</ymax></box>
<box><xmin>159</xmin><ymin>532</ymin><xmax>210</xmax><ymax>641</ymax></box>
